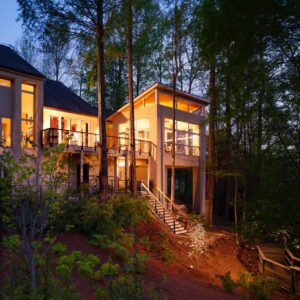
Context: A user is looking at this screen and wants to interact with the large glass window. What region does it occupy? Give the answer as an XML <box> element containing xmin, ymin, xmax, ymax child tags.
<box><xmin>1</xmin><ymin>117</ymin><xmax>11</xmax><ymax>146</ymax></box>
<box><xmin>0</xmin><ymin>78</ymin><xmax>12</xmax><ymax>87</ymax></box>
<box><xmin>164</xmin><ymin>118</ymin><xmax>200</xmax><ymax>156</ymax></box>
<box><xmin>159</xmin><ymin>93</ymin><xmax>204</xmax><ymax>115</ymax></box>
<box><xmin>21</xmin><ymin>83</ymin><xmax>35</xmax><ymax>148</ymax></box>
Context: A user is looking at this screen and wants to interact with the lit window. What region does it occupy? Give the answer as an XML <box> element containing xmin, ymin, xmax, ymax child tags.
<box><xmin>21</xmin><ymin>83</ymin><xmax>35</xmax><ymax>147</ymax></box>
<box><xmin>22</xmin><ymin>83</ymin><xmax>34</xmax><ymax>92</ymax></box>
<box><xmin>21</xmin><ymin>120</ymin><xmax>34</xmax><ymax>147</ymax></box>
<box><xmin>1</xmin><ymin>117</ymin><xmax>11</xmax><ymax>146</ymax></box>
<box><xmin>0</xmin><ymin>78</ymin><xmax>12</xmax><ymax>87</ymax></box>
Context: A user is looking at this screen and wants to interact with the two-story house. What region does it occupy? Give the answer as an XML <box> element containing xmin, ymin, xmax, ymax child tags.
<box><xmin>0</xmin><ymin>44</ymin><xmax>209</xmax><ymax>213</ymax></box>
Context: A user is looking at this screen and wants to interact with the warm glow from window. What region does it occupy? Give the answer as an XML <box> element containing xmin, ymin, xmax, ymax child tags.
<box><xmin>144</xmin><ymin>93</ymin><xmax>155</xmax><ymax>107</ymax></box>
<box><xmin>177</xmin><ymin>99</ymin><xmax>189</xmax><ymax>112</ymax></box>
<box><xmin>21</xmin><ymin>92</ymin><xmax>34</xmax><ymax>119</ymax></box>
<box><xmin>1</xmin><ymin>117</ymin><xmax>11</xmax><ymax>146</ymax></box>
<box><xmin>21</xmin><ymin>83</ymin><xmax>35</xmax><ymax>147</ymax></box>
<box><xmin>0</xmin><ymin>78</ymin><xmax>12</xmax><ymax>87</ymax></box>
<box><xmin>159</xmin><ymin>93</ymin><xmax>173</xmax><ymax>108</ymax></box>
<box><xmin>21</xmin><ymin>120</ymin><xmax>34</xmax><ymax>148</ymax></box>
<box><xmin>22</xmin><ymin>83</ymin><xmax>34</xmax><ymax>92</ymax></box>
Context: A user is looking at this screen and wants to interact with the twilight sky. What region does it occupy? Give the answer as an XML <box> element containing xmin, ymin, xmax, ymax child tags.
<box><xmin>0</xmin><ymin>0</ymin><xmax>22</xmax><ymax>46</ymax></box>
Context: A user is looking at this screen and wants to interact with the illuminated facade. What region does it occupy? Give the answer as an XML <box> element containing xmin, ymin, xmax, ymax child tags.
<box><xmin>0</xmin><ymin>45</ymin><xmax>208</xmax><ymax>212</ymax></box>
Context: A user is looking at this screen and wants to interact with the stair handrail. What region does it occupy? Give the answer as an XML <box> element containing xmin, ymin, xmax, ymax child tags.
<box><xmin>140</xmin><ymin>182</ymin><xmax>188</xmax><ymax>230</ymax></box>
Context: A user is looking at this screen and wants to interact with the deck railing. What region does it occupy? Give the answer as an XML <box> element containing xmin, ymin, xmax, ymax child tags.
<box><xmin>164</xmin><ymin>142</ymin><xmax>200</xmax><ymax>156</ymax></box>
<box><xmin>42</xmin><ymin>128</ymin><xmax>153</xmax><ymax>155</ymax></box>
<box><xmin>42</xmin><ymin>128</ymin><xmax>98</xmax><ymax>150</ymax></box>
<box><xmin>257</xmin><ymin>245</ymin><xmax>300</xmax><ymax>294</ymax></box>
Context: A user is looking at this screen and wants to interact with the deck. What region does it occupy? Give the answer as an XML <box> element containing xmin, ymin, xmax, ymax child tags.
<box><xmin>257</xmin><ymin>244</ymin><xmax>300</xmax><ymax>294</ymax></box>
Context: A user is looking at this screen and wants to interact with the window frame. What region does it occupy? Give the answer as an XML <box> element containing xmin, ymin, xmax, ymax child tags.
<box><xmin>21</xmin><ymin>83</ymin><xmax>35</xmax><ymax>148</ymax></box>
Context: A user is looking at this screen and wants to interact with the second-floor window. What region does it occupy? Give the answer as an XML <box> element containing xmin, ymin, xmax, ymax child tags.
<box><xmin>1</xmin><ymin>117</ymin><xmax>11</xmax><ymax>147</ymax></box>
<box><xmin>21</xmin><ymin>83</ymin><xmax>35</xmax><ymax>148</ymax></box>
<box><xmin>164</xmin><ymin>118</ymin><xmax>200</xmax><ymax>156</ymax></box>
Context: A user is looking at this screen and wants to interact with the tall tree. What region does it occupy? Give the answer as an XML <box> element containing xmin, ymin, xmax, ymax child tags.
<box><xmin>126</xmin><ymin>0</ymin><xmax>137</xmax><ymax>194</ymax></box>
<box><xmin>17</xmin><ymin>0</ymin><xmax>120</xmax><ymax>199</ymax></box>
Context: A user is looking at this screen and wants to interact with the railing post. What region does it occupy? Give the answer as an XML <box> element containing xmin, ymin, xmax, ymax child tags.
<box><xmin>173</xmin><ymin>218</ymin><xmax>176</xmax><ymax>234</ymax></box>
<box><xmin>163</xmin><ymin>208</ymin><xmax>166</xmax><ymax>223</ymax></box>
<box><xmin>81</xmin><ymin>131</ymin><xmax>83</xmax><ymax>149</ymax></box>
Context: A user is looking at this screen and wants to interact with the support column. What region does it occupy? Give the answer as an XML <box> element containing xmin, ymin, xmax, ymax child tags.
<box><xmin>12</xmin><ymin>78</ymin><xmax>22</xmax><ymax>156</ymax></box>
<box><xmin>199</xmin><ymin>118</ymin><xmax>206</xmax><ymax>214</ymax></box>
<box><xmin>80</xmin><ymin>150</ymin><xmax>84</xmax><ymax>187</ymax></box>
<box><xmin>113</xmin><ymin>157</ymin><xmax>118</xmax><ymax>191</ymax></box>
<box><xmin>125</xmin><ymin>153</ymin><xmax>129</xmax><ymax>191</ymax></box>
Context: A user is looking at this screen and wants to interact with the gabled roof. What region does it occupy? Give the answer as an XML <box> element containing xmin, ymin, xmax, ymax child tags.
<box><xmin>0</xmin><ymin>44</ymin><xmax>46</xmax><ymax>79</ymax></box>
<box><xmin>108</xmin><ymin>82</ymin><xmax>209</xmax><ymax>119</ymax></box>
<box><xmin>44</xmin><ymin>79</ymin><xmax>98</xmax><ymax>116</ymax></box>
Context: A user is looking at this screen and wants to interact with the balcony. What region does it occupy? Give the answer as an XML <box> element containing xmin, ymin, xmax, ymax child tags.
<box><xmin>164</xmin><ymin>142</ymin><xmax>200</xmax><ymax>156</ymax></box>
<box><xmin>41</xmin><ymin>129</ymin><xmax>153</xmax><ymax>156</ymax></box>
<box><xmin>42</xmin><ymin>128</ymin><xmax>98</xmax><ymax>151</ymax></box>
<box><xmin>107</xmin><ymin>135</ymin><xmax>153</xmax><ymax>156</ymax></box>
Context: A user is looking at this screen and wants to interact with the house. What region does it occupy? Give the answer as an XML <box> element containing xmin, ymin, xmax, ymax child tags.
<box><xmin>0</xmin><ymin>44</ymin><xmax>209</xmax><ymax>214</ymax></box>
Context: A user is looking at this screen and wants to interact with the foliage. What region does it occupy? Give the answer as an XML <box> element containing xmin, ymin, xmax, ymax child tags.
<box><xmin>220</xmin><ymin>271</ymin><xmax>237</xmax><ymax>293</ymax></box>
<box><xmin>52</xmin><ymin>242</ymin><xmax>67</xmax><ymax>255</ymax></box>
<box><xmin>248</xmin><ymin>277</ymin><xmax>279</xmax><ymax>300</ymax></box>
<box><xmin>162</xmin><ymin>248</ymin><xmax>177</xmax><ymax>265</ymax></box>
<box><xmin>81</xmin><ymin>194</ymin><xmax>149</xmax><ymax>239</ymax></box>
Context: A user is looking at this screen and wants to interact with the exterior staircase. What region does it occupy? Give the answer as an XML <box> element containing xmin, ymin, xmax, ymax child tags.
<box><xmin>138</xmin><ymin>183</ymin><xmax>187</xmax><ymax>235</ymax></box>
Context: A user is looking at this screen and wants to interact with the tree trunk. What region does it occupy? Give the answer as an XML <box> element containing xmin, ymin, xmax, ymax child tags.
<box><xmin>127</xmin><ymin>0</ymin><xmax>137</xmax><ymax>195</ymax></box>
<box><xmin>171</xmin><ymin>1</ymin><xmax>179</xmax><ymax>206</ymax></box>
<box><xmin>96</xmin><ymin>0</ymin><xmax>108</xmax><ymax>200</ymax></box>
<box><xmin>206</xmin><ymin>60</ymin><xmax>216</xmax><ymax>224</ymax></box>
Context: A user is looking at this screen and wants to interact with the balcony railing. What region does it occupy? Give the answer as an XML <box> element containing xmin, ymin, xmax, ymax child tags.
<box><xmin>42</xmin><ymin>128</ymin><xmax>98</xmax><ymax>150</ymax></box>
<box><xmin>164</xmin><ymin>142</ymin><xmax>200</xmax><ymax>156</ymax></box>
<box><xmin>107</xmin><ymin>135</ymin><xmax>153</xmax><ymax>155</ymax></box>
<box><xmin>42</xmin><ymin>129</ymin><xmax>153</xmax><ymax>154</ymax></box>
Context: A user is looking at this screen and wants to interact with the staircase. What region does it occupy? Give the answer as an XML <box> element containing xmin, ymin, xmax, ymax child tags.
<box><xmin>138</xmin><ymin>183</ymin><xmax>187</xmax><ymax>235</ymax></box>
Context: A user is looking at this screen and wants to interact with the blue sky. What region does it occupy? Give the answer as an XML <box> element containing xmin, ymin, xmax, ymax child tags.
<box><xmin>0</xmin><ymin>0</ymin><xmax>22</xmax><ymax>45</ymax></box>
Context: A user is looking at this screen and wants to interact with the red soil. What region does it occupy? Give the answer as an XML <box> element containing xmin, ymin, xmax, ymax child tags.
<box><xmin>57</xmin><ymin>219</ymin><xmax>251</xmax><ymax>300</ymax></box>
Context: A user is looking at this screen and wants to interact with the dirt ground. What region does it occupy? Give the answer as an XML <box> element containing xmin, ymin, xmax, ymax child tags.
<box><xmin>57</xmin><ymin>219</ymin><xmax>252</xmax><ymax>300</ymax></box>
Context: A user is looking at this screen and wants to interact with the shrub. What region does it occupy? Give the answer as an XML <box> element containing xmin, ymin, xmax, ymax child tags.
<box><xmin>140</xmin><ymin>236</ymin><xmax>152</xmax><ymax>250</ymax></box>
<box><xmin>110</xmin><ymin>194</ymin><xmax>150</xmax><ymax>228</ymax></box>
<box><xmin>162</xmin><ymin>248</ymin><xmax>177</xmax><ymax>265</ymax></box>
<box><xmin>248</xmin><ymin>277</ymin><xmax>279</xmax><ymax>300</ymax></box>
<box><xmin>221</xmin><ymin>271</ymin><xmax>237</xmax><ymax>293</ymax></box>
<box><xmin>52</xmin><ymin>242</ymin><xmax>67</xmax><ymax>255</ymax></box>
<box><xmin>238</xmin><ymin>271</ymin><xmax>252</xmax><ymax>287</ymax></box>
<box><xmin>89</xmin><ymin>234</ymin><xmax>113</xmax><ymax>249</ymax></box>
<box><xmin>111</xmin><ymin>244</ymin><xmax>130</xmax><ymax>262</ymax></box>
<box><xmin>127</xmin><ymin>253</ymin><xmax>149</xmax><ymax>274</ymax></box>
<box><xmin>100</xmin><ymin>261</ymin><xmax>120</xmax><ymax>277</ymax></box>
<box><xmin>93</xmin><ymin>286</ymin><xmax>108</xmax><ymax>300</ymax></box>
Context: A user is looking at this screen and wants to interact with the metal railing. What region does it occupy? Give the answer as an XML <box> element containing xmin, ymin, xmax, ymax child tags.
<box><xmin>107</xmin><ymin>135</ymin><xmax>153</xmax><ymax>155</ymax></box>
<box><xmin>164</xmin><ymin>142</ymin><xmax>200</xmax><ymax>156</ymax></box>
<box><xmin>138</xmin><ymin>182</ymin><xmax>187</xmax><ymax>233</ymax></box>
<box><xmin>42</xmin><ymin>128</ymin><xmax>98</xmax><ymax>150</ymax></box>
<box><xmin>42</xmin><ymin>129</ymin><xmax>153</xmax><ymax>155</ymax></box>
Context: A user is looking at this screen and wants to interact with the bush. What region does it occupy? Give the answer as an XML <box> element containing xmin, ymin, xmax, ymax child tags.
<box><xmin>100</xmin><ymin>261</ymin><xmax>120</xmax><ymax>277</ymax></box>
<box><xmin>52</xmin><ymin>242</ymin><xmax>67</xmax><ymax>255</ymax></box>
<box><xmin>238</xmin><ymin>271</ymin><xmax>252</xmax><ymax>287</ymax></box>
<box><xmin>89</xmin><ymin>234</ymin><xmax>113</xmax><ymax>249</ymax></box>
<box><xmin>140</xmin><ymin>236</ymin><xmax>152</xmax><ymax>250</ymax></box>
<box><xmin>111</xmin><ymin>244</ymin><xmax>130</xmax><ymax>262</ymax></box>
<box><xmin>248</xmin><ymin>277</ymin><xmax>279</xmax><ymax>300</ymax></box>
<box><xmin>221</xmin><ymin>271</ymin><xmax>237</xmax><ymax>293</ymax></box>
<box><xmin>162</xmin><ymin>248</ymin><xmax>177</xmax><ymax>265</ymax></box>
<box><xmin>127</xmin><ymin>253</ymin><xmax>149</xmax><ymax>274</ymax></box>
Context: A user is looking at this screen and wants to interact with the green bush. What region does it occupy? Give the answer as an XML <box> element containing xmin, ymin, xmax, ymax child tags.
<box><xmin>248</xmin><ymin>277</ymin><xmax>279</xmax><ymax>300</ymax></box>
<box><xmin>111</xmin><ymin>244</ymin><xmax>130</xmax><ymax>262</ymax></box>
<box><xmin>52</xmin><ymin>242</ymin><xmax>67</xmax><ymax>255</ymax></box>
<box><xmin>93</xmin><ymin>286</ymin><xmax>108</xmax><ymax>300</ymax></box>
<box><xmin>100</xmin><ymin>261</ymin><xmax>120</xmax><ymax>277</ymax></box>
<box><xmin>127</xmin><ymin>253</ymin><xmax>149</xmax><ymax>274</ymax></box>
<box><xmin>238</xmin><ymin>271</ymin><xmax>252</xmax><ymax>287</ymax></box>
<box><xmin>140</xmin><ymin>236</ymin><xmax>152</xmax><ymax>250</ymax></box>
<box><xmin>89</xmin><ymin>234</ymin><xmax>113</xmax><ymax>249</ymax></box>
<box><xmin>221</xmin><ymin>271</ymin><xmax>237</xmax><ymax>293</ymax></box>
<box><xmin>162</xmin><ymin>248</ymin><xmax>177</xmax><ymax>265</ymax></box>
